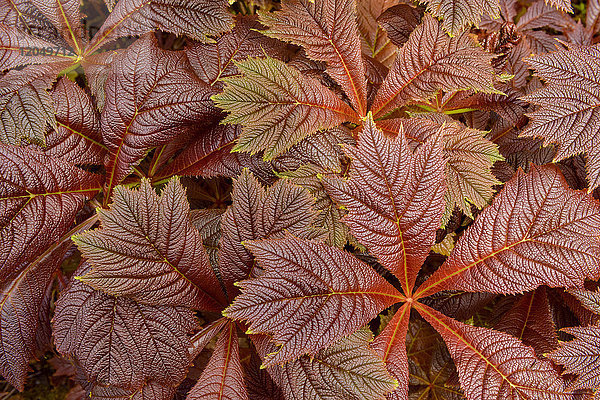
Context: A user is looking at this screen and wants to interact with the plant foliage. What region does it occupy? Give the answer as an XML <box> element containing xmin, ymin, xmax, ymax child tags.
<box><xmin>1</xmin><ymin>0</ymin><xmax>600</xmax><ymax>399</ymax></box>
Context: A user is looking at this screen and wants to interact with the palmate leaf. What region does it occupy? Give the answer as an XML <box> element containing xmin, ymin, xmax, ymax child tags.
<box><xmin>54</xmin><ymin>263</ymin><xmax>196</xmax><ymax>391</ymax></box>
<box><xmin>371</xmin><ymin>14</ymin><xmax>496</xmax><ymax>119</ymax></box>
<box><xmin>186</xmin><ymin>321</ymin><xmax>247</xmax><ymax>400</ymax></box>
<box><xmin>224</xmin><ymin>236</ymin><xmax>401</xmax><ymax>366</ymax></box>
<box><xmin>378</xmin><ymin>118</ymin><xmax>503</xmax><ymax>220</ymax></box>
<box><xmin>0</xmin><ymin>145</ymin><xmax>101</xmax><ymax>282</ymax></box>
<box><xmin>323</xmin><ymin>114</ymin><xmax>446</xmax><ymax>295</ymax></box>
<box><xmin>101</xmin><ymin>34</ymin><xmax>221</xmax><ymax>200</ymax></box>
<box><xmin>85</xmin><ymin>0</ymin><xmax>233</xmax><ymax>55</ymax></box>
<box><xmin>74</xmin><ymin>178</ymin><xmax>225</xmax><ymax>310</ymax></box>
<box><xmin>522</xmin><ymin>45</ymin><xmax>600</xmax><ymax>191</ymax></box>
<box><xmin>219</xmin><ymin>169</ymin><xmax>320</xmax><ymax>292</ymax></box>
<box><xmin>415</xmin><ymin>164</ymin><xmax>600</xmax><ymax>299</ymax></box>
<box><xmin>259</xmin><ymin>0</ymin><xmax>368</xmax><ymax>115</ymax></box>
<box><xmin>45</xmin><ymin>77</ymin><xmax>105</xmax><ymax>164</ymax></box>
<box><xmin>0</xmin><ymin>63</ymin><xmax>66</xmax><ymax>146</ymax></box>
<box><xmin>255</xmin><ymin>329</ymin><xmax>398</xmax><ymax>400</ymax></box>
<box><xmin>213</xmin><ymin>56</ymin><xmax>359</xmax><ymax>160</ymax></box>
<box><xmin>416</xmin><ymin>303</ymin><xmax>571</xmax><ymax>400</ymax></box>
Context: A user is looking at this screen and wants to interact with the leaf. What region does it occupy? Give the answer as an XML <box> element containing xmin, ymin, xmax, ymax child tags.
<box><xmin>85</xmin><ymin>0</ymin><xmax>233</xmax><ymax>54</ymax></box>
<box><xmin>213</xmin><ymin>56</ymin><xmax>359</xmax><ymax>160</ymax></box>
<box><xmin>29</xmin><ymin>0</ymin><xmax>84</xmax><ymax>52</ymax></box>
<box><xmin>190</xmin><ymin>208</ymin><xmax>224</xmax><ymax>272</ymax></box>
<box><xmin>259</xmin><ymin>0</ymin><xmax>368</xmax><ymax>115</ymax></box>
<box><xmin>419</xmin><ymin>0</ymin><xmax>500</xmax><ymax>36</ymax></box>
<box><xmin>45</xmin><ymin>77</ymin><xmax>105</xmax><ymax>164</ymax></box>
<box><xmin>186</xmin><ymin>15</ymin><xmax>290</xmax><ymax>87</ymax></box>
<box><xmin>256</xmin><ymin>329</ymin><xmax>398</xmax><ymax>400</ymax></box>
<box><xmin>356</xmin><ymin>0</ymin><xmax>401</xmax><ymax>67</ymax></box>
<box><xmin>74</xmin><ymin>178</ymin><xmax>225</xmax><ymax>310</ymax></box>
<box><xmin>219</xmin><ymin>169</ymin><xmax>319</xmax><ymax>291</ymax></box>
<box><xmin>224</xmin><ymin>236</ymin><xmax>401</xmax><ymax>366</ymax></box>
<box><xmin>379</xmin><ymin>118</ymin><xmax>503</xmax><ymax>219</ymax></box>
<box><xmin>0</xmin><ymin>63</ymin><xmax>65</xmax><ymax>146</ymax></box>
<box><xmin>245</xmin><ymin>352</ymin><xmax>285</xmax><ymax>400</ymax></box>
<box><xmin>416</xmin><ymin>303</ymin><xmax>571</xmax><ymax>400</ymax></box>
<box><xmin>522</xmin><ymin>45</ymin><xmax>600</xmax><ymax>191</ymax></box>
<box><xmin>53</xmin><ymin>263</ymin><xmax>196</xmax><ymax>390</ymax></box>
<box><xmin>416</xmin><ymin>164</ymin><xmax>600</xmax><ymax>299</ymax></box>
<box><xmin>548</xmin><ymin>323</ymin><xmax>600</xmax><ymax>391</ymax></box>
<box><xmin>101</xmin><ymin>34</ymin><xmax>221</xmax><ymax>199</ymax></box>
<box><xmin>377</xmin><ymin>4</ymin><xmax>422</xmax><ymax>48</ymax></box>
<box><xmin>569</xmin><ymin>288</ymin><xmax>600</xmax><ymax>314</ymax></box>
<box><xmin>186</xmin><ymin>321</ymin><xmax>248</xmax><ymax>400</ymax></box>
<box><xmin>86</xmin><ymin>381</ymin><xmax>176</xmax><ymax>400</ymax></box>
<box><xmin>0</xmin><ymin>24</ymin><xmax>74</xmax><ymax>70</ymax></box>
<box><xmin>371</xmin><ymin>14</ymin><xmax>496</xmax><ymax>119</ymax></box>
<box><xmin>153</xmin><ymin>124</ymin><xmax>241</xmax><ymax>181</ymax></box>
<box><xmin>371</xmin><ymin>303</ymin><xmax>411</xmax><ymax>400</ymax></box>
<box><xmin>494</xmin><ymin>288</ymin><xmax>559</xmax><ymax>357</ymax></box>
<box><xmin>0</xmin><ymin>145</ymin><xmax>101</xmax><ymax>282</ymax></box>
<box><xmin>81</xmin><ymin>49</ymin><xmax>124</xmax><ymax>111</ymax></box>
<box><xmin>323</xmin><ymin>114</ymin><xmax>445</xmax><ymax>295</ymax></box>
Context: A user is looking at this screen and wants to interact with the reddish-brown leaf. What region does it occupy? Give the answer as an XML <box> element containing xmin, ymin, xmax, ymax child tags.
<box><xmin>371</xmin><ymin>14</ymin><xmax>496</xmax><ymax>119</ymax></box>
<box><xmin>356</xmin><ymin>0</ymin><xmax>402</xmax><ymax>67</ymax></box>
<box><xmin>224</xmin><ymin>236</ymin><xmax>401</xmax><ymax>366</ymax></box>
<box><xmin>74</xmin><ymin>178</ymin><xmax>225</xmax><ymax>310</ymax></box>
<box><xmin>260</xmin><ymin>0</ymin><xmax>368</xmax><ymax>115</ymax></box>
<box><xmin>323</xmin><ymin>114</ymin><xmax>445</xmax><ymax>295</ymax></box>
<box><xmin>0</xmin><ymin>145</ymin><xmax>101</xmax><ymax>282</ymax></box>
<box><xmin>101</xmin><ymin>34</ymin><xmax>220</xmax><ymax>200</ymax></box>
<box><xmin>54</xmin><ymin>263</ymin><xmax>197</xmax><ymax>390</ymax></box>
<box><xmin>416</xmin><ymin>165</ymin><xmax>600</xmax><ymax>298</ymax></box>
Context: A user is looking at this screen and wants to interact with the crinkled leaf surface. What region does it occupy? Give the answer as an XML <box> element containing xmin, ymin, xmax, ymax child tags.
<box><xmin>549</xmin><ymin>323</ymin><xmax>600</xmax><ymax>391</ymax></box>
<box><xmin>379</xmin><ymin>118</ymin><xmax>503</xmax><ymax>219</ymax></box>
<box><xmin>420</xmin><ymin>0</ymin><xmax>500</xmax><ymax>35</ymax></box>
<box><xmin>416</xmin><ymin>164</ymin><xmax>600</xmax><ymax>298</ymax></box>
<box><xmin>0</xmin><ymin>145</ymin><xmax>101</xmax><ymax>282</ymax></box>
<box><xmin>101</xmin><ymin>34</ymin><xmax>220</xmax><ymax>199</ymax></box>
<box><xmin>219</xmin><ymin>169</ymin><xmax>320</xmax><ymax>291</ymax></box>
<box><xmin>225</xmin><ymin>236</ymin><xmax>401</xmax><ymax>366</ymax></box>
<box><xmin>372</xmin><ymin>14</ymin><xmax>496</xmax><ymax>119</ymax></box>
<box><xmin>186</xmin><ymin>321</ymin><xmax>247</xmax><ymax>400</ymax></box>
<box><xmin>0</xmin><ymin>63</ymin><xmax>65</xmax><ymax>146</ymax></box>
<box><xmin>213</xmin><ymin>56</ymin><xmax>359</xmax><ymax>160</ymax></box>
<box><xmin>29</xmin><ymin>0</ymin><xmax>84</xmax><ymax>52</ymax></box>
<box><xmin>54</xmin><ymin>263</ymin><xmax>196</xmax><ymax>390</ymax></box>
<box><xmin>356</xmin><ymin>0</ymin><xmax>401</xmax><ymax>66</ymax></box>
<box><xmin>85</xmin><ymin>0</ymin><xmax>233</xmax><ymax>54</ymax></box>
<box><xmin>522</xmin><ymin>45</ymin><xmax>600</xmax><ymax>191</ymax></box>
<box><xmin>45</xmin><ymin>77</ymin><xmax>105</xmax><ymax>164</ymax></box>
<box><xmin>377</xmin><ymin>4</ymin><xmax>422</xmax><ymax>48</ymax></box>
<box><xmin>323</xmin><ymin>114</ymin><xmax>445</xmax><ymax>295</ymax></box>
<box><xmin>569</xmin><ymin>288</ymin><xmax>600</xmax><ymax>314</ymax></box>
<box><xmin>417</xmin><ymin>303</ymin><xmax>571</xmax><ymax>400</ymax></box>
<box><xmin>74</xmin><ymin>178</ymin><xmax>225</xmax><ymax>310</ymax></box>
<box><xmin>85</xmin><ymin>381</ymin><xmax>176</xmax><ymax>400</ymax></box>
<box><xmin>260</xmin><ymin>0</ymin><xmax>368</xmax><ymax>115</ymax></box>
<box><xmin>256</xmin><ymin>329</ymin><xmax>398</xmax><ymax>400</ymax></box>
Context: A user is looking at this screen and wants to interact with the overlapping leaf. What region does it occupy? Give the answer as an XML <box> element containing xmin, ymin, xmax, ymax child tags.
<box><xmin>101</xmin><ymin>34</ymin><xmax>221</xmax><ymax>199</ymax></box>
<box><xmin>356</xmin><ymin>0</ymin><xmax>401</xmax><ymax>66</ymax></box>
<box><xmin>224</xmin><ymin>236</ymin><xmax>401</xmax><ymax>366</ymax></box>
<box><xmin>213</xmin><ymin>56</ymin><xmax>359</xmax><ymax>160</ymax></box>
<box><xmin>256</xmin><ymin>329</ymin><xmax>398</xmax><ymax>400</ymax></box>
<box><xmin>45</xmin><ymin>77</ymin><xmax>105</xmax><ymax>164</ymax></box>
<box><xmin>377</xmin><ymin>4</ymin><xmax>422</xmax><ymax>48</ymax></box>
<box><xmin>74</xmin><ymin>178</ymin><xmax>225</xmax><ymax>310</ymax></box>
<box><xmin>371</xmin><ymin>14</ymin><xmax>496</xmax><ymax>119</ymax></box>
<box><xmin>417</xmin><ymin>303</ymin><xmax>571</xmax><ymax>400</ymax></box>
<box><xmin>378</xmin><ymin>118</ymin><xmax>503</xmax><ymax>219</ymax></box>
<box><xmin>259</xmin><ymin>0</ymin><xmax>368</xmax><ymax>115</ymax></box>
<box><xmin>522</xmin><ymin>45</ymin><xmax>600</xmax><ymax>191</ymax></box>
<box><xmin>29</xmin><ymin>0</ymin><xmax>84</xmax><ymax>52</ymax></box>
<box><xmin>323</xmin><ymin>114</ymin><xmax>445</xmax><ymax>294</ymax></box>
<box><xmin>186</xmin><ymin>322</ymin><xmax>247</xmax><ymax>400</ymax></box>
<box><xmin>421</xmin><ymin>0</ymin><xmax>499</xmax><ymax>35</ymax></box>
<box><xmin>85</xmin><ymin>0</ymin><xmax>233</xmax><ymax>54</ymax></box>
<box><xmin>0</xmin><ymin>145</ymin><xmax>101</xmax><ymax>281</ymax></box>
<box><xmin>54</xmin><ymin>263</ymin><xmax>196</xmax><ymax>390</ymax></box>
<box><xmin>416</xmin><ymin>164</ymin><xmax>600</xmax><ymax>298</ymax></box>
<box><xmin>0</xmin><ymin>63</ymin><xmax>66</xmax><ymax>146</ymax></box>
<box><xmin>219</xmin><ymin>169</ymin><xmax>320</xmax><ymax>291</ymax></box>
